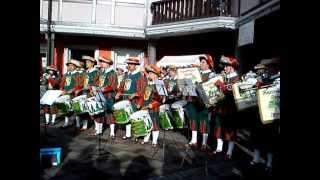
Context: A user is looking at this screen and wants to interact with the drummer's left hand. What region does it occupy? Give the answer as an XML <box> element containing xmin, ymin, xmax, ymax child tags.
<box><xmin>129</xmin><ymin>94</ymin><xmax>135</xmax><ymax>100</ymax></box>
<box><xmin>148</xmin><ymin>104</ymin><xmax>153</xmax><ymax>109</ymax></box>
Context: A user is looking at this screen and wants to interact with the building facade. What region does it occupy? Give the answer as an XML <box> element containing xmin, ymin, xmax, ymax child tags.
<box><xmin>40</xmin><ymin>0</ymin><xmax>279</xmax><ymax>74</ymax></box>
<box><xmin>40</xmin><ymin>0</ymin><xmax>241</xmax><ymax>73</ymax></box>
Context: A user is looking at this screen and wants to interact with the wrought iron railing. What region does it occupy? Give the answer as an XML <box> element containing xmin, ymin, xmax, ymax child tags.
<box><xmin>151</xmin><ymin>0</ymin><xmax>235</xmax><ymax>25</ymax></box>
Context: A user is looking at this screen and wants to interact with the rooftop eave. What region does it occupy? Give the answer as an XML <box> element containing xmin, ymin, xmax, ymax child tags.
<box><xmin>40</xmin><ymin>22</ymin><xmax>145</xmax><ymax>39</ymax></box>
<box><xmin>146</xmin><ymin>16</ymin><xmax>237</xmax><ymax>38</ymax></box>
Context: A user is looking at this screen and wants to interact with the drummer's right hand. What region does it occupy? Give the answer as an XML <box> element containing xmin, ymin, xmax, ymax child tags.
<box><xmin>115</xmin><ymin>93</ymin><xmax>120</xmax><ymax>100</ymax></box>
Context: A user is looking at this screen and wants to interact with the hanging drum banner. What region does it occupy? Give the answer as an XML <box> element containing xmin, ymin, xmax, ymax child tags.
<box><xmin>257</xmin><ymin>85</ymin><xmax>280</xmax><ymax>124</ymax></box>
<box><xmin>196</xmin><ymin>75</ymin><xmax>225</xmax><ymax>107</ymax></box>
<box><xmin>232</xmin><ymin>82</ymin><xmax>258</xmax><ymax>111</ymax></box>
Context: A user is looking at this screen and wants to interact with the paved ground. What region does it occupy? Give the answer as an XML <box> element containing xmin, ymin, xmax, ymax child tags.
<box><xmin>40</xmin><ymin>115</ymin><xmax>277</xmax><ymax>180</ymax></box>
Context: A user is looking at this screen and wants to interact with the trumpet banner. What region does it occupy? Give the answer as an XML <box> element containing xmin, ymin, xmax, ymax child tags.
<box><xmin>197</xmin><ymin>76</ymin><xmax>225</xmax><ymax>107</ymax></box>
<box><xmin>257</xmin><ymin>85</ymin><xmax>280</xmax><ymax>124</ymax></box>
<box><xmin>232</xmin><ymin>83</ymin><xmax>257</xmax><ymax>111</ymax></box>
<box><xmin>177</xmin><ymin>68</ymin><xmax>202</xmax><ymax>83</ymax></box>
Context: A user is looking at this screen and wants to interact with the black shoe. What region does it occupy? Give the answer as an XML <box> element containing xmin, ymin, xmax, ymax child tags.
<box><xmin>60</xmin><ymin>125</ymin><xmax>69</xmax><ymax>129</ymax></box>
<box><xmin>265</xmin><ymin>166</ymin><xmax>273</xmax><ymax>174</ymax></box>
<box><xmin>152</xmin><ymin>143</ymin><xmax>157</xmax><ymax>148</ymax></box>
<box><xmin>141</xmin><ymin>141</ymin><xmax>149</xmax><ymax>145</ymax></box>
<box><xmin>225</xmin><ymin>154</ymin><xmax>232</xmax><ymax>160</ymax></box>
<box><xmin>122</xmin><ymin>136</ymin><xmax>131</xmax><ymax>140</ymax></box>
<box><xmin>250</xmin><ymin>161</ymin><xmax>258</xmax><ymax>166</ymax></box>
<box><xmin>208</xmin><ymin>150</ymin><xmax>222</xmax><ymax>156</ymax></box>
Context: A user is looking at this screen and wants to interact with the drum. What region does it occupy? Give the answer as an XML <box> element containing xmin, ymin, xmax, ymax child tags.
<box><xmin>71</xmin><ymin>95</ymin><xmax>88</xmax><ymax>114</ymax></box>
<box><xmin>85</xmin><ymin>97</ymin><xmax>105</xmax><ymax>116</ymax></box>
<box><xmin>171</xmin><ymin>100</ymin><xmax>187</xmax><ymax>129</ymax></box>
<box><xmin>40</xmin><ymin>85</ymin><xmax>46</xmax><ymax>99</ymax></box>
<box><xmin>92</xmin><ymin>86</ymin><xmax>106</xmax><ymax>103</ymax></box>
<box><xmin>40</xmin><ymin>90</ymin><xmax>63</xmax><ymax>105</ymax></box>
<box><xmin>113</xmin><ymin>100</ymin><xmax>133</xmax><ymax>124</ymax></box>
<box><xmin>129</xmin><ymin>110</ymin><xmax>153</xmax><ymax>137</ymax></box>
<box><xmin>55</xmin><ymin>95</ymin><xmax>71</xmax><ymax>114</ymax></box>
<box><xmin>159</xmin><ymin>104</ymin><xmax>173</xmax><ymax>130</ymax></box>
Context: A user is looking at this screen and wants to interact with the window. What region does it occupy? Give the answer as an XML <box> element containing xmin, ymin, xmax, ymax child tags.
<box><xmin>62</xmin><ymin>1</ymin><xmax>92</xmax><ymax>23</ymax></box>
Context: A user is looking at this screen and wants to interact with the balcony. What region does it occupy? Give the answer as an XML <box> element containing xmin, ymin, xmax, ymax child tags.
<box><xmin>150</xmin><ymin>0</ymin><xmax>237</xmax><ymax>25</ymax></box>
<box><xmin>146</xmin><ymin>0</ymin><xmax>238</xmax><ymax>38</ymax></box>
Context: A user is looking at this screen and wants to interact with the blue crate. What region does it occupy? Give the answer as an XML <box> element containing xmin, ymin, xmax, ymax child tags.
<box><xmin>40</xmin><ymin>147</ymin><xmax>61</xmax><ymax>166</ymax></box>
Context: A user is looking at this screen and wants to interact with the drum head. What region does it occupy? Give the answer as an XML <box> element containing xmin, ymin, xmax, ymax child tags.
<box><xmin>159</xmin><ymin>104</ymin><xmax>170</xmax><ymax>112</ymax></box>
<box><xmin>113</xmin><ymin>100</ymin><xmax>131</xmax><ymax>110</ymax></box>
<box><xmin>129</xmin><ymin>110</ymin><xmax>149</xmax><ymax>121</ymax></box>
<box><xmin>55</xmin><ymin>95</ymin><xmax>71</xmax><ymax>103</ymax></box>
<box><xmin>72</xmin><ymin>94</ymin><xmax>87</xmax><ymax>101</ymax></box>
<box><xmin>172</xmin><ymin>100</ymin><xmax>187</xmax><ymax>109</ymax></box>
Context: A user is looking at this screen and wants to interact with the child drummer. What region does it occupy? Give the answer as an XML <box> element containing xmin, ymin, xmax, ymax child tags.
<box><xmin>59</xmin><ymin>59</ymin><xmax>81</xmax><ymax>128</ymax></box>
<box><xmin>98</xmin><ymin>56</ymin><xmax>118</xmax><ymax>139</ymax></box>
<box><xmin>80</xmin><ymin>55</ymin><xmax>100</xmax><ymax>135</ymax></box>
<box><xmin>115</xmin><ymin>57</ymin><xmax>146</xmax><ymax>140</ymax></box>
<box><xmin>140</xmin><ymin>64</ymin><xmax>163</xmax><ymax>147</ymax></box>
<box><xmin>41</xmin><ymin>65</ymin><xmax>60</xmax><ymax>126</ymax></box>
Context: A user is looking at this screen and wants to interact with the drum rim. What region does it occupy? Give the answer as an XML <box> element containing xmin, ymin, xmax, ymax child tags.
<box><xmin>113</xmin><ymin>100</ymin><xmax>131</xmax><ymax>109</ymax></box>
<box><xmin>72</xmin><ymin>95</ymin><xmax>87</xmax><ymax>101</ymax></box>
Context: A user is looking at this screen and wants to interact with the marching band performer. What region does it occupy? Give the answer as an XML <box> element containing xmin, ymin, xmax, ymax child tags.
<box><xmin>250</xmin><ymin>58</ymin><xmax>280</xmax><ymax>173</ymax></box>
<box><xmin>80</xmin><ymin>56</ymin><xmax>100</xmax><ymax>135</ymax></box>
<box><xmin>116</xmin><ymin>67</ymin><xmax>125</xmax><ymax>89</ymax></box>
<box><xmin>73</xmin><ymin>60</ymin><xmax>86</xmax><ymax>130</ymax></box>
<box><xmin>198</xmin><ymin>55</ymin><xmax>216</xmax><ymax>150</ymax></box>
<box><xmin>160</xmin><ymin>66</ymin><xmax>169</xmax><ymax>80</ymax></box>
<box><xmin>115</xmin><ymin>57</ymin><xmax>146</xmax><ymax>140</ymax></box>
<box><xmin>41</xmin><ymin>65</ymin><xmax>60</xmax><ymax>125</ymax></box>
<box><xmin>164</xmin><ymin>65</ymin><xmax>179</xmax><ymax>104</ymax></box>
<box><xmin>140</xmin><ymin>64</ymin><xmax>163</xmax><ymax>147</ymax></box>
<box><xmin>185</xmin><ymin>55</ymin><xmax>215</xmax><ymax>149</ymax></box>
<box><xmin>98</xmin><ymin>56</ymin><xmax>118</xmax><ymax>139</ymax></box>
<box><xmin>59</xmin><ymin>59</ymin><xmax>81</xmax><ymax>128</ymax></box>
<box><xmin>211</xmin><ymin>55</ymin><xmax>240</xmax><ymax>159</ymax></box>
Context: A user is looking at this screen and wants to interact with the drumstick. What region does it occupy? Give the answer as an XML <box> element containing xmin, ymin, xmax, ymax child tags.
<box><xmin>141</xmin><ymin>106</ymin><xmax>149</xmax><ymax>110</ymax></box>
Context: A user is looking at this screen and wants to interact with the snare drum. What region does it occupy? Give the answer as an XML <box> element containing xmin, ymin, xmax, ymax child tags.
<box><xmin>171</xmin><ymin>100</ymin><xmax>187</xmax><ymax>129</ymax></box>
<box><xmin>92</xmin><ymin>86</ymin><xmax>106</xmax><ymax>103</ymax></box>
<box><xmin>55</xmin><ymin>95</ymin><xmax>71</xmax><ymax>114</ymax></box>
<box><xmin>129</xmin><ymin>110</ymin><xmax>153</xmax><ymax>137</ymax></box>
<box><xmin>71</xmin><ymin>95</ymin><xmax>88</xmax><ymax>114</ymax></box>
<box><xmin>40</xmin><ymin>90</ymin><xmax>63</xmax><ymax>105</ymax></box>
<box><xmin>85</xmin><ymin>97</ymin><xmax>105</xmax><ymax>116</ymax></box>
<box><xmin>159</xmin><ymin>104</ymin><xmax>173</xmax><ymax>130</ymax></box>
<box><xmin>113</xmin><ymin>100</ymin><xmax>133</xmax><ymax>124</ymax></box>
